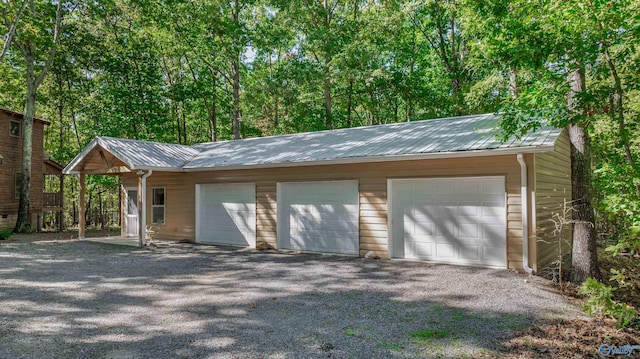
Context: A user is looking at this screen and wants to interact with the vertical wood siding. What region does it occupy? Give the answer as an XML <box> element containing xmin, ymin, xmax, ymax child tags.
<box><xmin>0</xmin><ymin>112</ymin><xmax>46</xmax><ymax>230</ymax></box>
<box><xmin>534</xmin><ymin>129</ymin><xmax>572</xmax><ymax>272</ymax></box>
<box><xmin>124</xmin><ymin>154</ymin><xmax>526</xmax><ymax>269</ymax></box>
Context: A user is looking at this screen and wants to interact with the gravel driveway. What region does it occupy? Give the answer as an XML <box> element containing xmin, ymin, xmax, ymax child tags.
<box><xmin>0</xmin><ymin>235</ymin><xmax>582</xmax><ymax>359</ymax></box>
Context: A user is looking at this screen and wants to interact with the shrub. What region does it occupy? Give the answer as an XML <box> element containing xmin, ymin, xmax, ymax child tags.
<box><xmin>0</xmin><ymin>230</ymin><xmax>12</xmax><ymax>240</ymax></box>
<box><xmin>579</xmin><ymin>277</ymin><xmax>638</xmax><ymax>328</ymax></box>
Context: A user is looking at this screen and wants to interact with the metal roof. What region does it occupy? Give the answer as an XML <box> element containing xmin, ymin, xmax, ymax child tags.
<box><xmin>64</xmin><ymin>136</ymin><xmax>199</xmax><ymax>174</ymax></box>
<box><xmin>64</xmin><ymin>113</ymin><xmax>562</xmax><ymax>174</ymax></box>
<box><xmin>184</xmin><ymin>113</ymin><xmax>559</xmax><ymax>170</ymax></box>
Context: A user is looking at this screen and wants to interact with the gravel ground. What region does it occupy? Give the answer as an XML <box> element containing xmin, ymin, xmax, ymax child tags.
<box><xmin>0</xmin><ymin>234</ymin><xmax>584</xmax><ymax>359</ymax></box>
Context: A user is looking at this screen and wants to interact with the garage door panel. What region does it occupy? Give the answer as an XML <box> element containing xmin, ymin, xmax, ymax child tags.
<box><xmin>278</xmin><ymin>180</ymin><xmax>359</xmax><ymax>255</ymax></box>
<box><xmin>391</xmin><ymin>176</ymin><xmax>506</xmax><ymax>268</ymax></box>
<box><xmin>458</xmin><ymin>223</ymin><xmax>480</xmax><ymax>239</ymax></box>
<box><xmin>458</xmin><ymin>180</ymin><xmax>481</xmax><ymax>195</ymax></box>
<box><xmin>482</xmin><ymin>202</ymin><xmax>504</xmax><ymax>215</ymax></box>
<box><xmin>436</xmin><ymin>243</ymin><xmax>456</xmax><ymax>258</ymax></box>
<box><xmin>196</xmin><ymin>183</ymin><xmax>256</xmax><ymax>247</ymax></box>
<box><xmin>460</xmin><ymin>245</ymin><xmax>480</xmax><ymax>260</ymax></box>
<box><xmin>411</xmin><ymin>242</ymin><xmax>434</xmax><ymax>258</ymax></box>
<box><xmin>482</xmin><ymin>179</ymin><xmax>505</xmax><ymax>194</ymax></box>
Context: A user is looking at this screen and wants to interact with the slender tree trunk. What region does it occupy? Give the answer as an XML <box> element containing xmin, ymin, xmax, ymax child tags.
<box><xmin>14</xmin><ymin>60</ymin><xmax>37</xmax><ymax>233</ymax></box>
<box><xmin>231</xmin><ymin>1</ymin><xmax>241</xmax><ymax>140</ymax></box>
<box><xmin>0</xmin><ymin>0</ymin><xmax>28</xmax><ymax>62</ymax></box>
<box><xmin>568</xmin><ymin>67</ymin><xmax>599</xmax><ymax>283</ymax></box>
<box><xmin>509</xmin><ymin>66</ymin><xmax>519</xmax><ymax>99</ymax></box>
<box><xmin>274</xmin><ymin>93</ymin><xmax>279</xmax><ymax>128</ymax></box>
<box><xmin>232</xmin><ymin>55</ymin><xmax>241</xmax><ymax>139</ymax></box>
<box><xmin>181</xmin><ymin>101</ymin><xmax>187</xmax><ymax>144</ymax></box>
<box><xmin>346</xmin><ymin>79</ymin><xmax>353</xmax><ymax>128</ymax></box>
<box><xmin>324</xmin><ymin>66</ymin><xmax>332</xmax><ymax>129</ymax></box>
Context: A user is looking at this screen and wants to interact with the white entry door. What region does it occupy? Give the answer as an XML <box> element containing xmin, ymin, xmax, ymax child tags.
<box><xmin>390</xmin><ymin>177</ymin><xmax>506</xmax><ymax>268</ymax></box>
<box><xmin>196</xmin><ymin>183</ymin><xmax>256</xmax><ymax>247</ymax></box>
<box><xmin>125</xmin><ymin>188</ymin><xmax>139</xmax><ymax>237</ymax></box>
<box><xmin>277</xmin><ymin>180</ymin><xmax>359</xmax><ymax>255</ymax></box>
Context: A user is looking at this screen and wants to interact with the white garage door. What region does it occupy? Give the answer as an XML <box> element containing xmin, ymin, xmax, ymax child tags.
<box><xmin>390</xmin><ymin>177</ymin><xmax>506</xmax><ymax>268</ymax></box>
<box><xmin>277</xmin><ymin>180</ymin><xmax>359</xmax><ymax>255</ymax></box>
<box><xmin>196</xmin><ymin>183</ymin><xmax>256</xmax><ymax>247</ymax></box>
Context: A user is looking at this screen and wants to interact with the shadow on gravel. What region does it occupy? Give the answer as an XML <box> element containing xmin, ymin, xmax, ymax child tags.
<box><xmin>0</xmin><ymin>239</ymin><xmax>581</xmax><ymax>358</ymax></box>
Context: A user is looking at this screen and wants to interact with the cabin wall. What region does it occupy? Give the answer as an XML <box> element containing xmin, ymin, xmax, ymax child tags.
<box><xmin>0</xmin><ymin>112</ymin><xmax>46</xmax><ymax>230</ymax></box>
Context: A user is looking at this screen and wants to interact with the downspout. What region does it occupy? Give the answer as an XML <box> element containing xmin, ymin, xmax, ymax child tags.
<box><xmin>141</xmin><ymin>169</ymin><xmax>153</xmax><ymax>246</ymax></box>
<box><xmin>517</xmin><ymin>154</ymin><xmax>533</xmax><ymax>273</ymax></box>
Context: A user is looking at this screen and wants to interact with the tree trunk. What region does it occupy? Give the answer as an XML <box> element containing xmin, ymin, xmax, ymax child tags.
<box><xmin>509</xmin><ymin>66</ymin><xmax>519</xmax><ymax>99</ymax></box>
<box><xmin>231</xmin><ymin>1</ymin><xmax>241</xmax><ymax>140</ymax></box>
<box><xmin>346</xmin><ymin>79</ymin><xmax>353</xmax><ymax>128</ymax></box>
<box><xmin>232</xmin><ymin>55</ymin><xmax>241</xmax><ymax>140</ymax></box>
<box><xmin>324</xmin><ymin>67</ymin><xmax>332</xmax><ymax>129</ymax></box>
<box><xmin>568</xmin><ymin>68</ymin><xmax>599</xmax><ymax>283</ymax></box>
<box><xmin>14</xmin><ymin>63</ymin><xmax>37</xmax><ymax>233</ymax></box>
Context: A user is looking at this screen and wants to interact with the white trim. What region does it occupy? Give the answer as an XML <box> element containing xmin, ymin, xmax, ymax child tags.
<box><xmin>124</xmin><ymin>187</ymin><xmax>139</xmax><ymax>238</ymax></box>
<box><xmin>386</xmin><ymin>179</ymin><xmax>393</xmax><ymax>259</ymax></box>
<box><xmin>140</xmin><ymin>170</ymin><xmax>153</xmax><ymax>246</ymax></box>
<box><xmin>195</xmin><ymin>184</ymin><xmax>201</xmax><ymax>243</ymax></box>
<box><xmin>517</xmin><ymin>154</ymin><xmax>533</xmax><ymax>273</ymax></box>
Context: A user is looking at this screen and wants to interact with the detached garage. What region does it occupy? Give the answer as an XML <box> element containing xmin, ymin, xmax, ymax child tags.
<box><xmin>64</xmin><ymin>113</ymin><xmax>572</xmax><ymax>273</ymax></box>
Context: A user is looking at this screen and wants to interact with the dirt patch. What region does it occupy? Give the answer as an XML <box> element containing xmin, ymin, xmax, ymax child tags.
<box><xmin>490</xmin><ymin>317</ymin><xmax>640</xmax><ymax>358</ymax></box>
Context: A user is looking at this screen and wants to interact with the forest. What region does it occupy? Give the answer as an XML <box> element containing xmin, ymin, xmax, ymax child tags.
<box><xmin>1</xmin><ymin>0</ymin><xmax>639</xmax><ymax>326</ymax></box>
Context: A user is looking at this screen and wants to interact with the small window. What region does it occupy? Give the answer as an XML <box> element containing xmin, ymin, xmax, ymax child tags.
<box><xmin>9</xmin><ymin>120</ymin><xmax>21</xmax><ymax>137</ymax></box>
<box><xmin>152</xmin><ymin>188</ymin><xmax>165</xmax><ymax>224</ymax></box>
<box><xmin>14</xmin><ymin>173</ymin><xmax>23</xmax><ymax>199</ymax></box>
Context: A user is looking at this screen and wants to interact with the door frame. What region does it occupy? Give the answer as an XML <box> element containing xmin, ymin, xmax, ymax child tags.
<box><xmin>125</xmin><ymin>187</ymin><xmax>139</xmax><ymax>237</ymax></box>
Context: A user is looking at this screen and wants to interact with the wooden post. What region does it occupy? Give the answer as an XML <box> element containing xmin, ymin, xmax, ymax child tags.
<box><xmin>137</xmin><ymin>174</ymin><xmax>143</xmax><ymax>247</ymax></box>
<box><xmin>79</xmin><ymin>173</ymin><xmax>86</xmax><ymax>239</ymax></box>
<box><xmin>120</xmin><ymin>181</ymin><xmax>125</xmax><ymax>237</ymax></box>
<box><xmin>59</xmin><ymin>174</ymin><xmax>64</xmax><ymax>231</ymax></box>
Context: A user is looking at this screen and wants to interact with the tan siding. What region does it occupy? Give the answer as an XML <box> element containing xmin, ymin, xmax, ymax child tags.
<box><xmin>133</xmin><ymin>154</ymin><xmax>525</xmax><ymax>269</ymax></box>
<box><xmin>256</xmin><ymin>180</ymin><xmax>277</xmax><ymax>248</ymax></box>
<box><xmin>534</xmin><ymin>129</ymin><xmax>572</xmax><ymax>272</ymax></box>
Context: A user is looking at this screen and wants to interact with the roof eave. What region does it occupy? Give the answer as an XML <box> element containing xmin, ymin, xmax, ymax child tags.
<box><xmin>182</xmin><ymin>145</ymin><xmax>555</xmax><ymax>172</ymax></box>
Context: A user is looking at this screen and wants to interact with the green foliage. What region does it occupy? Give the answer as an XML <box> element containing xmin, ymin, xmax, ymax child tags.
<box><xmin>0</xmin><ymin>231</ymin><xmax>12</xmax><ymax>240</ymax></box>
<box><xmin>579</xmin><ymin>277</ymin><xmax>638</xmax><ymax>328</ymax></box>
